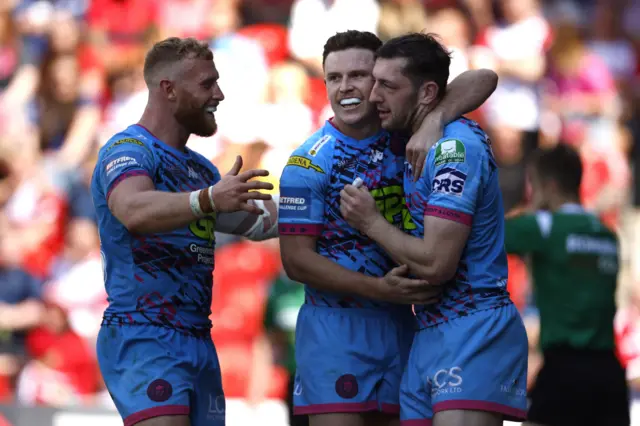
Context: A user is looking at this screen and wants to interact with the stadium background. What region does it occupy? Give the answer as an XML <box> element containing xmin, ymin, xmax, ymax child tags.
<box><xmin>0</xmin><ymin>0</ymin><xmax>639</xmax><ymax>424</ymax></box>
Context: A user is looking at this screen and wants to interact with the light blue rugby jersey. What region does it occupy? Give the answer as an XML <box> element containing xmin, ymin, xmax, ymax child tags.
<box><xmin>404</xmin><ymin>117</ymin><xmax>512</xmax><ymax>328</ymax></box>
<box><xmin>278</xmin><ymin>120</ymin><xmax>413</xmax><ymax>309</ymax></box>
<box><xmin>91</xmin><ymin>124</ymin><xmax>221</xmax><ymax>336</ymax></box>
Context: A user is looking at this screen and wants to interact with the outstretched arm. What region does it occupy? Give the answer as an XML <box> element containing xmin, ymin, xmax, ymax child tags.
<box><xmin>407</xmin><ymin>69</ymin><xmax>498</xmax><ymax>179</ymax></box>
<box><xmin>104</xmin><ymin>148</ymin><xmax>272</xmax><ymax>234</ymax></box>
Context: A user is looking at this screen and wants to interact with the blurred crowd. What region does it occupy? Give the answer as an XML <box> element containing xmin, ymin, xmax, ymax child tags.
<box><xmin>1</xmin><ymin>0</ymin><xmax>640</xmax><ymax>415</ymax></box>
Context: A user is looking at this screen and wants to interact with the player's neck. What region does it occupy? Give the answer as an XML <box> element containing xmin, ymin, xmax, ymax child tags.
<box><xmin>548</xmin><ymin>195</ymin><xmax>582</xmax><ymax>212</ymax></box>
<box><xmin>331</xmin><ymin>117</ymin><xmax>381</xmax><ymax>140</ymax></box>
<box><xmin>138</xmin><ymin>105</ymin><xmax>190</xmax><ymax>152</ymax></box>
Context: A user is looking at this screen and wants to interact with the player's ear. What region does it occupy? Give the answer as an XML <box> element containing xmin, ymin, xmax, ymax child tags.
<box><xmin>160</xmin><ymin>79</ymin><xmax>177</xmax><ymax>101</ymax></box>
<box><xmin>418</xmin><ymin>81</ymin><xmax>438</xmax><ymax>106</ymax></box>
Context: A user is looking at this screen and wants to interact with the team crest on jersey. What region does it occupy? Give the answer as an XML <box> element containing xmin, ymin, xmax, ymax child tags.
<box><xmin>308</xmin><ymin>135</ymin><xmax>331</xmax><ymax>157</ymax></box>
<box><xmin>434</xmin><ymin>139</ymin><xmax>466</xmax><ymax>166</ymax></box>
<box><xmin>286</xmin><ymin>156</ymin><xmax>325</xmax><ymax>173</ymax></box>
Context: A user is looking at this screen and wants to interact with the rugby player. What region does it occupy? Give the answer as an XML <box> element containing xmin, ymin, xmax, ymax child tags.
<box><xmin>278</xmin><ymin>30</ymin><xmax>498</xmax><ymax>426</ymax></box>
<box><xmin>92</xmin><ymin>37</ymin><xmax>278</xmax><ymax>426</ymax></box>
<box><xmin>505</xmin><ymin>145</ymin><xmax>629</xmax><ymax>426</ymax></box>
<box><xmin>340</xmin><ymin>33</ymin><xmax>528</xmax><ymax>426</ymax></box>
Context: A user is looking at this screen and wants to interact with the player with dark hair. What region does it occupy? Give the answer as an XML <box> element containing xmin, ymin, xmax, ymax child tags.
<box><xmin>340</xmin><ymin>33</ymin><xmax>528</xmax><ymax>426</ymax></box>
<box><xmin>505</xmin><ymin>145</ymin><xmax>629</xmax><ymax>426</ymax></box>
<box><xmin>92</xmin><ymin>37</ymin><xmax>278</xmax><ymax>426</ymax></box>
<box><xmin>279</xmin><ymin>30</ymin><xmax>499</xmax><ymax>426</ymax></box>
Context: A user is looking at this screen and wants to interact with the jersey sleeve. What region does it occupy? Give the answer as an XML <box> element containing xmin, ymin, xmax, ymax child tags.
<box><xmin>99</xmin><ymin>137</ymin><xmax>156</xmax><ymax>201</ymax></box>
<box><xmin>504</xmin><ymin>212</ymin><xmax>551</xmax><ymax>255</ymax></box>
<box><xmin>278</xmin><ymin>144</ymin><xmax>330</xmax><ymax>237</ymax></box>
<box><xmin>421</xmin><ymin>137</ymin><xmax>483</xmax><ymax>226</ymax></box>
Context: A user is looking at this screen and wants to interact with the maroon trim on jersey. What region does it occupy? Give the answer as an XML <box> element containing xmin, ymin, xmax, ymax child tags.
<box><xmin>424</xmin><ymin>205</ymin><xmax>472</xmax><ymax>227</ymax></box>
<box><xmin>124</xmin><ymin>404</ymin><xmax>189</xmax><ymax>426</ymax></box>
<box><xmin>279</xmin><ymin>223</ymin><xmax>323</xmax><ymax>236</ymax></box>
<box><xmin>433</xmin><ymin>400</ymin><xmax>527</xmax><ymax>422</ymax></box>
<box><xmin>400</xmin><ymin>420</ymin><xmax>433</xmax><ymax>426</ymax></box>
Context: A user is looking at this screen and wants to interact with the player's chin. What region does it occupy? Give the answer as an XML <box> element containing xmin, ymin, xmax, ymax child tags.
<box><xmin>336</xmin><ymin>109</ymin><xmax>373</xmax><ymax>127</ymax></box>
<box><xmin>193</xmin><ymin>116</ymin><xmax>217</xmax><ymax>137</ymax></box>
<box><xmin>379</xmin><ymin>116</ymin><xmax>395</xmax><ymax>130</ymax></box>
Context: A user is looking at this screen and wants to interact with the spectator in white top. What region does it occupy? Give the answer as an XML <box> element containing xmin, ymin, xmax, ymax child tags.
<box><xmin>288</xmin><ymin>0</ymin><xmax>379</xmax><ymax>75</ymax></box>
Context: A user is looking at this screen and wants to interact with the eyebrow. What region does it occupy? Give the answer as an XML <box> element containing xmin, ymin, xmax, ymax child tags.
<box><xmin>200</xmin><ymin>75</ymin><xmax>218</xmax><ymax>85</ymax></box>
<box><xmin>326</xmin><ymin>69</ymin><xmax>370</xmax><ymax>77</ymax></box>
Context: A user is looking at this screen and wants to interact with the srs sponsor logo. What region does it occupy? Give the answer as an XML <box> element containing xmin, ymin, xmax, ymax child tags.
<box><xmin>432</xmin><ymin>168</ymin><xmax>466</xmax><ymax>196</ymax></box>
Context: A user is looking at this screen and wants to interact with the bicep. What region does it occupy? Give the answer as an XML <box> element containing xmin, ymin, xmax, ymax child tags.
<box><xmin>279</xmin><ymin>234</ymin><xmax>317</xmax><ymax>272</ymax></box>
<box><xmin>422</xmin><ymin>214</ymin><xmax>470</xmax><ymax>276</ymax></box>
<box><xmin>107</xmin><ymin>175</ymin><xmax>155</xmax><ymax>221</ymax></box>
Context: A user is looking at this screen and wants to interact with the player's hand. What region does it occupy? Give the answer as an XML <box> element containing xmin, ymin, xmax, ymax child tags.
<box><xmin>377</xmin><ymin>265</ymin><xmax>441</xmax><ymax>305</ymax></box>
<box><xmin>407</xmin><ymin>109</ymin><xmax>444</xmax><ymax>181</ymax></box>
<box><xmin>210</xmin><ymin>156</ymin><xmax>274</xmax><ymax>215</ymax></box>
<box><xmin>340</xmin><ymin>184</ymin><xmax>380</xmax><ymax>234</ymax></box>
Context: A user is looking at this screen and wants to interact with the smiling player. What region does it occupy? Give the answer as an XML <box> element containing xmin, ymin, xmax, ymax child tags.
<box><xmin>93</xmin><ymin>37</ymin><xmax>278</xmax><ymax>426</ymax></box>
<box><xmin>279</xmin><ymin>31</ymin><xmax>498</xmax><ymax>426</ymax></box>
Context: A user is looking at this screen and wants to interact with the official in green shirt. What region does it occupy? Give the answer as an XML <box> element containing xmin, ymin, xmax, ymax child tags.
<box><xmin>505</xmin><ymin>144</ymin><xmax>629</xmax><ymax>426</ymax></box>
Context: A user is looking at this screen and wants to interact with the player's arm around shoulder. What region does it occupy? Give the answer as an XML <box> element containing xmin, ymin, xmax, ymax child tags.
<box><xmin>100</xmin><ymin>134</ymin><xmax>272</xmax><ymax>234</ymax></box>
<box><xmin>407</xmin><ymin>69</ymin><xmax>498</xmax><ymax>179</ymax></box>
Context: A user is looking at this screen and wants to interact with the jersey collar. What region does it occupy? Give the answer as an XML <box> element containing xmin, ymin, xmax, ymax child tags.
<box><xmin>558</xmin><ymin>203</ymin><xmax>586</xmax><ymax>214</ymax></box>
<box><xmin>325</xmin><ymin>119</ymin><xmax>387</xmax><ymax>146</ymax></box>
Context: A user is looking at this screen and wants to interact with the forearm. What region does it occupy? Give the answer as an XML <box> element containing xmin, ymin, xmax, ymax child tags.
<box><xmin>437</xmin><ymin>69</ymin><xmax>498</xmax><ymax>122</ymax></box>
<box><xmin>283</xmin><ymin>249</ymin><xmax>383</xmax><ymax>299</ymax></box>
<box><xmin>117</xmin><ymin>190</ymin><xmax>201</xmax><ymax>234</ymax></box>
<box><xmin>364</xmin><ymin>217</ymin><xmax>441</xmax><ymax>282</ymax></box>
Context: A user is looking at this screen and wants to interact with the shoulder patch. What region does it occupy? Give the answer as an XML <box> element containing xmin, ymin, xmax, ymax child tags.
<box><xmin>434</xmin><ymin>139</ymin><xmax>466</xmax><ymax>166</ymax></box>
<box><xmin>286</xmin><ymin>156</ymin><xmax>325</xmax><ymax>174</ymax></box>
<box><xmin>308</xmin><ymin>135</ymin><xmax>331</xmax><ymax>157</ymax></box>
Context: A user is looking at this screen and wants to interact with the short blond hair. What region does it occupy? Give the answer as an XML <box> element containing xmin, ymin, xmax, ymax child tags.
<box><xmin>143</xmin><ymin>37</ymin><xmax>213</xmax><ymax>86</ymax></box>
